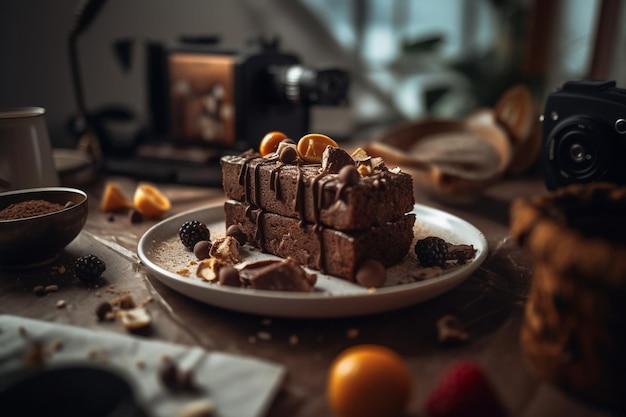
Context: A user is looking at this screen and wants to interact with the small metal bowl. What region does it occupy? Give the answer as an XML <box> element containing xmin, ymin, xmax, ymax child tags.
<box><xmin>0</xmin><ymin>187</ymin><xmax>88</xmax><ymax>268</ymax></box>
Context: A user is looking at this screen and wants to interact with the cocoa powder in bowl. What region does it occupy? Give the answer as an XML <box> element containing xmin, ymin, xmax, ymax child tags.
<box><xmin>0</xmin><ymin>187</ymin><xmax>87</xmax><ymax>268</ymax></box>
<box><xmin>0</xmin><ymin>199</ymin><xmax>64</xmax><ymax>220</ymax></box>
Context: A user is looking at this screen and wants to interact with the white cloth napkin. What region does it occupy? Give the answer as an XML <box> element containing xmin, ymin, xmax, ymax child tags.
<box><xmin>0</xmin><ymin>315</ymin><xmax>286</xmax><ymax>417</ymax></box>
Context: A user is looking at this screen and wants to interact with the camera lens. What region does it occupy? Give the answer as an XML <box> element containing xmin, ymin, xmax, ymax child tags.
<box><xmin>558</xmin><ymin>131</ymin><xmax>596</xmax><ymax>174</ymax></box>
<box><xmin>267</xmin><ymin>65</ymin><xmax>349</xmax><ymax>106</ymax></box>
<box><xmin>546</xmin><ymin>117</ymin><xmax>613</xmax><ymax>183</ymax></box>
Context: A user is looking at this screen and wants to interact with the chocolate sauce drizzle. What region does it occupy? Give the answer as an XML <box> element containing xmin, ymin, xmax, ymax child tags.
<box><xmin>235</xmin><ymin>151</ymin><xmax>373</xmax><ymax>274</ymax></box>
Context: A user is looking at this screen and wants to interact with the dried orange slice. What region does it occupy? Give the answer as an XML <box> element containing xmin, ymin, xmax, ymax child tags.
<box><xmin>259</xmin><ymin>131</ymin><xmax>288</xmax><ymax>156</ymax></box>
<box><xmin>133</xmin><ymin>183</ymin><xmax>171</xmax><ymax>219</ymax></box>
<box><xmin>297</xmin><ymin>133</ymin><xmax>338</xmax><ymax>163</ymax></box>
<box><xmin>101</xmin><ymin>182</ymin><xmax>132</xmax><ymax>212</ymax></box>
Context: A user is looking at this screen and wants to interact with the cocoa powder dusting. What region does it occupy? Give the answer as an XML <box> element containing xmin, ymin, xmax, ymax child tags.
<box><xmin>0</xmin><ymin>199</ymin><xmax>65</xmax><ymax>220</ymax></box>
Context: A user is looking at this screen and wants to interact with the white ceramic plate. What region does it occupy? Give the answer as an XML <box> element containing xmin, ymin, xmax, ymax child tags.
<box><xmin>137</xmin><ymin>204</ymin><xmax>488</xmax><ymax>318</ymax></box>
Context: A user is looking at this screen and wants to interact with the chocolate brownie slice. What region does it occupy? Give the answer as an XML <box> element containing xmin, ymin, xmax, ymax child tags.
<box><xmin>225</xmin><ymin>199</ymin><xmax>415</xmax><ymax>280</ymax></box>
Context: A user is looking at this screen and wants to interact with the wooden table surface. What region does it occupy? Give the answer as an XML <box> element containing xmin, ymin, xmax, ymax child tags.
<box><xmin>0</xmin><ymin>172</ymin><xmax>615</xmax><ymax>417</ymax></box>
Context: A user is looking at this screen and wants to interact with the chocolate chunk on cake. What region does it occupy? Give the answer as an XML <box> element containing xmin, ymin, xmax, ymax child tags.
<box><xmin>221</xmin><ymin>133</ymin><xmax>416</xmax><ymax>283</ymax></box>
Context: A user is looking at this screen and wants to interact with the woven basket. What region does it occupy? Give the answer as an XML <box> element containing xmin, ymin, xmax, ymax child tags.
<box><xmin>510</xmin><ymin>182</ymin><xmax>626</xmax><ymax>413</ymax></box>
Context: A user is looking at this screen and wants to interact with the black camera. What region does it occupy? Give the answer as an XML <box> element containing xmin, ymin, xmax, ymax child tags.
<box><xmin>542</xmin><ymin>80</ymin><xmax>626</xmax><ymax>190</ymax></box>
<box><xmin>147</xmin><ymin>37</ymin><xmax>349</xmax><ymax>148</ymax></box>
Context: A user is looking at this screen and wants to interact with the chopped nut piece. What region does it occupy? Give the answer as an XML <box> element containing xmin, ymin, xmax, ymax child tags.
<box><xmin>45</xmin><ymin>284</ymin><xmax>59</xmax><ymax>293</ymax></box>
<box><xmin>357</xmin><ymin>164</ymin><xmax>372</xmax><ymax>176</ymax></box>
<box><xmin>209</xmin><ymin>236</ymin><xmax>240</xmax><ymax>263</ymax></box>
<box><xmin>350</xmin><ymin>147</ymin><xmax>370</xmax><ymax>161</ymax></box>
<box><xmin>436</xmin><ymin>315</ymin><xmax>470</xmax><ymax>345</ymax></box>
<box><xmin>119</xmin><ymin>307</ymin><xmax>151</xmax><ymax>331</ymax></box>
<box><xmin>196</xmin><ymin>258</ymin><xmax>228</xmax><ymax>282</ymax></box>
<box><xmin>56</xmin><ymin>300</ymin><xmax>67</xmax><ymax>309</ymax></box>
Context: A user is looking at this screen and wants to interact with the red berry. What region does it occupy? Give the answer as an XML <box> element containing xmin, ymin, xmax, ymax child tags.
<box><xmin>425</xmin><ymin>360</ymin><xmax>506</xmax><ymax>417</ymax></box>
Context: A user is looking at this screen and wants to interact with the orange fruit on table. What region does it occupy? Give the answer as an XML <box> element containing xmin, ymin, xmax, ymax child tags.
<box><xmin>101</xmin><ymin>182</ymin><xmax>132</xmax><ymax>212</ymax></box>
<box><xmin>133</xmin><ymin>183</ymin><xmax>171</xmax><ymax>219</ymax></box>
<box><xmin>327</xmin><ymin>344</ymin><xmax>413</xmax><ymax>417</ymax></box>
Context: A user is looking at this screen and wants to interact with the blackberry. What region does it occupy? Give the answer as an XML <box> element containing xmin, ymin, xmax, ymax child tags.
<box><xmin>75</xmin><ymin>254</ymin><xmax>106</xmax><ymax>282</ymax></box>
<box><xmin>179</xmin><ymin>220</ymin><xmax>210</xmax><ymax>250</ymax></box>
<box><xmin>414</xmin><ymin>236</ymin><xmax>448</xmax><ymax>267</ymax></box>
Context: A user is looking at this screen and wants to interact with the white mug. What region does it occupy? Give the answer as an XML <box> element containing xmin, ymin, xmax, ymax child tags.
<box><xmin>0</xmin><ymin>107</ymin><xmax>60</xmax><ymax>191</ymax></box>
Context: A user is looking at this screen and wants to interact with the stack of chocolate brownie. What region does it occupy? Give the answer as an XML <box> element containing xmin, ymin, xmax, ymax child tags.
<box><xmin>221</xmin><ymin>144</ymin><xmax>416</xmax><ymax>282</ymax></box>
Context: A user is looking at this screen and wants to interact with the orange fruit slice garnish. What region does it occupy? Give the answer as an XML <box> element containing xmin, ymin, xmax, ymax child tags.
<box><xmin>259</xmin><ymin>131</ymin><xmax>288</xmax><ymax>156</ymax></box>
<box><xmin>297</xmin><ymin>133</ymin><xmax>339</xmax><ymax>163</ymax></box>
<box><xmin>133</xmin><ymin>183</ymin><xmax>171</xmax><ymax>219</ymax></box>
<box><xmin>101</xmin><ymin>182</ymin><xmax>133</xmax><ymax>212</ymax></box>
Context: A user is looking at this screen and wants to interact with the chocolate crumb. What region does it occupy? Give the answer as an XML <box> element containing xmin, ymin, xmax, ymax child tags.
<box><xmin>159</xmin><ymin>359</ymin><xmax>179</xmax><ymax>390</ymax></box>
<box><xmin>118</xmin><ymin>294</ymin><xmax>136</xmax><ymax>310</ymax></box>
<box><xmin>193</xmin><ymin>240</ymin><xmax>212</xmax><ymax>260</ymax></box>
<box><xmin>128</xmin><ymin>209</ymin><xmax>143</xmax><ymax>224</ymax></box>
<box><xmin>436</xmin><ymin>315</ymin><xmax>470</xmax><ymax>346</ymax></box>
<box><xmin>226</xmin><ymin>224</ymin><xmax>247</xmax><ymax>245</ymax></box>
<box><xmin>178</xmin><ymin>369</ymin><xmax>197</xmax><ymax>392</ymax></box>
<box><xmin>95</xmin><ymin>301</ymin><xmax>114</xmax><ymax>321</ymax></box>
<box><xmin>33</xmin><ymin>285</ymin><xmax>46</xmax><ymax>297</ymax></box>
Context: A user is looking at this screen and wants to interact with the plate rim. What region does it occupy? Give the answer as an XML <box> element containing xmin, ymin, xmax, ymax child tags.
<box><xmin>137</xmin><ymin>203</ymin><xmax>488</xmax><ymax>317</ymax></box>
